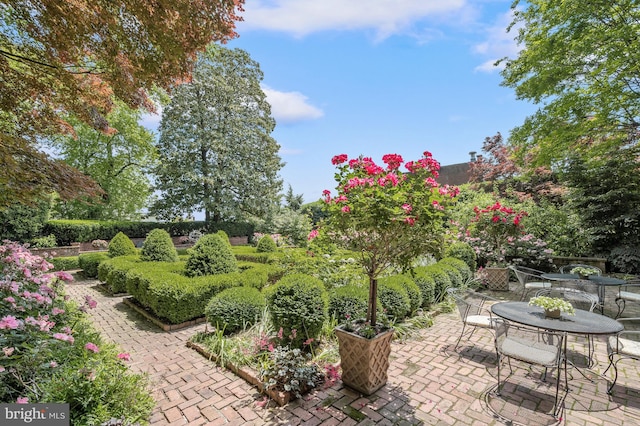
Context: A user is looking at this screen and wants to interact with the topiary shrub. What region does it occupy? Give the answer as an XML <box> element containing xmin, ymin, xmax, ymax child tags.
<box><xmin>437</xmin><ymin>262</ymin><xmax>463</xmax><ymax>288</ymax></box>
<box><xmin>264</xmin><ymin>273</ymin><xmax>328</xmax><ymax>348</ymax></box>
<box><xmin>108</xmin><ymin>232</ymin><xmax>137</xmax><ymax>257</ymax></box>
<box><xmin>411</xmin><ymin>268</ymin><xmax>436</xmax><ymax>307</ymax></box>
<box><xmin>98</xmin><ymin>255</ymin><xmax>141</xmax><ymax>294</ymax></box>
<box><xmin>256</xmin><ymin>235</ymin><xmax>277</xmax><ymax>253</ymax></box>
<box><xmin>379</xmin><ymin>274</ymin><xmax>422</xmax><ymax>314</ymax></box>
<box><xmin>78</xmin><ymin>252</ymin><xmax>110</xmax><ymax>278</ymax></box>
<box><xmin>185</xmin><ymin>234</ymin><xmax>238</xmax><ymax>277</ymax></box>
<box><xmin>205</xmin><ymin>286</ymin><xmax>266</xmax><ymax>334</ymax></box>
<box><xmin>141</xmin><ymin>228</ymin><xmax>179</xmax><ymax>262</ymax></box>
<box><xmin>438</xmin><ymin>257</ymin><xmax>472</xmax><ymax>283</ymax></box>
<box><xmin>444</xmin><ymin>242</ymin><xmax>477</xmax><ymax>272</ymax></box>
<box><xmin>378</xmin><ymin>279</ymin><xmax>411</xmax><ymax>321</ymax></box>
<box><xmin>421</xmin><ymin>264</ymin><xmax>452</xmax><ymax>303</ymax></box>
<box><xmin>216</xmin><ymin>230</ymin><xmax>231</xmax><ymax>246</ymax></box>
<box><xmin>328</xmin><ymin>284</ymin><xmax>369</xmax><ymax>322</ymax></box>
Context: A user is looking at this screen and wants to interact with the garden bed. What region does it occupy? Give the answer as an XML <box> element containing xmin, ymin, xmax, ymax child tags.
<box><xmin>122</xmin><ymin>297</ymin><xmax>206</xmax><ymax>331</ymax></box>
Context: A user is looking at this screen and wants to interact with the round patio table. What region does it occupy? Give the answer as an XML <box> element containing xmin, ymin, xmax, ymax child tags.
<box><xmin>542</xmin><ymin>273</ymin><xmax>626</xmax><ymax>315</ymax></box>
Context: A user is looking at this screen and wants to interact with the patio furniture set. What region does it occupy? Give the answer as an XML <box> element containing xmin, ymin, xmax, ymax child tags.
<box><xmin>448</xmin><ymin>265</ymin><xmax>640</xmax><ymax>419</ymax></box>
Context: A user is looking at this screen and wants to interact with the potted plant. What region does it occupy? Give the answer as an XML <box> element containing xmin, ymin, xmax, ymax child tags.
<box><xmin>570</xmin><ymin>266</ymin><xmax>599</xmax><ymax>280</ymax></box>
<box><xmin>310</xmin><ymin>152</ymin><xmax>458</xmax><ymax>394</ymax></box>
<box><xmin>469</xmin><ymin>201</ymin><xmax>528</xmax><ymax>291</ymax></box>
<box><xmin>529</xmin><ymin>295</ymin><xmax>576</xmax><ymax>318</ymax></box>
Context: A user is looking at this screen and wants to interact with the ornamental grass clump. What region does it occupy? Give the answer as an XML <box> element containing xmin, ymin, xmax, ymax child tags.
<box><xmin>311</xmin><ymin>152</ymin><xmax>459</xmax><ymax>331</ymax></box>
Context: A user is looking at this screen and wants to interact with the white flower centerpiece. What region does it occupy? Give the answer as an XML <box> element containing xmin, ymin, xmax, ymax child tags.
<box><xmin>570</xmin><ymin>266</ymin><xmax>599</xmax><ymax>279</ymax></box>
<box><xmin>529</xmin><ymin>296</ymin><xmax>575</xmax><ymax>318</ymax></box>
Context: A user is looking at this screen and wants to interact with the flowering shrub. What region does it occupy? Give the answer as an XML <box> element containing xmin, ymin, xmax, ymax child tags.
<box><xmin>312</xmin><ymin>152</ymin><xmax>458</xmax><ymax>327</ymax></box>
<box><xmin>0</xmin><ymin>242</ymin><xmax>153</xmax><ymax>422</ymax></box>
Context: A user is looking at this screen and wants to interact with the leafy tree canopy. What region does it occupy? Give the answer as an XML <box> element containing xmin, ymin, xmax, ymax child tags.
<box><xmin>152</xmin><ymin>45</ymin><xmax>283</xmax><ymax>222</ymax></box>
<box><xmin>500</xmin><ymin>0</ymin><xmax>640</xmax><ymax>165</ymax></box>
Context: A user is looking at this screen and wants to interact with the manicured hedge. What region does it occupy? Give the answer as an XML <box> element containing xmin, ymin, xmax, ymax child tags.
<box><xmin>411</xmin><ymin>268</ymin><xmax>436</xmax><ymax>307</ymax></box>
<box><xmin>49</xmin><ymin>256</ymin><xmax>80</xmax><ymax>271</ymax></box>
<box><xmin>438</xmin><ymin>257</ymin><xmax>472</xmax><ymax>283</ymax></box>
<box><xmin>378</xmin><ymin>278</ymin><xmax>411</xmax><ymax>321</ymax></box>
<box><xmin>78</xmin><ymin>252</ymin><xmax>110</xmax><ymax>278</ymax></box>
<box><xmin>97</xmin><ymin>255</ymin><xmax>143</xmax><ymax>294</ymax></box>
<box><xmin>205</xmin><ymin>286</ymin><xmax>266</xmax><ymax>334</ymax></box>
<box><xmin>328</xmin><ymin>284</ymin><xmax>369</xmax><ymax>321</ymax></box>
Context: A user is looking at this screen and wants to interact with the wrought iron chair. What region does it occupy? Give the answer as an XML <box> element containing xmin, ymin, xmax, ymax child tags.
<box><xmin>447</xmin><ymin>287</ymin><xmax>500</xmax><ymax>350</ymax></box>
<box><xmin>494</xmin><ymin>320</ymin><xmax>567</xmax><ymax>418</ymax></box>
<box><xmin>614</xmin><ymin>277</ymin><xmax>640</xmax><ymax>319</ymax></box>
<box><xmin>509</xmin><ymin>265</ymin><xmax>552</xmax><ymax>301</ymax></box>
<box><xmin>604</xmin><ymin>317</ymin><xmax>640</xmax><ymax>394</ymax></box>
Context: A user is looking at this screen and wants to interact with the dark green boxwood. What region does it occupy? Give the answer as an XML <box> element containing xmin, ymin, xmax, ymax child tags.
<box><xmin>419</xmin><ymin>264</ymin><xmax>452</xmax><ymax>303</ymax></box>
<box><xmin>216</xmin><ymin>230</ymin><xmax>231</xmax><ymax>246</ymax></box>
<box><xmin>50</xmin><ymin>256</ymin><xmax>80</xmax><ymax>271</ymax></box>
<box><xmin>444</xmin><ymin>242</ymin><xmax>477</xmax><ymax>272</ymax></box>
<box><xmin>379</xmin><ymin>274</ymin><xmax>422</xmax><ymax>314</ymax></box>
<box><xmin>78</xmin><ymin>252</ymin><xmax>110</xmax><ymax>278</ymax></box>
<box><xmin>108</xmin><ymin>232</ymin><xmax>137</xmax><ymax>257</ymax></box>
<box><xmin>256</xmin><ymin>235</ymin><xmax>277</xmax><ymax>253</ymax></box>
<box><xmin>98</xmin><ymin>255</ymin><xmax>141</xmax><ymax>294</ymax></box>
<box><xmin>205</xmin><ymin>287</ymin><xmax>266</xmax><ymax>334</ymax></box>
<box><xmin>185</xmin><ymin>234</ymin><xmax>238</xmax><ymax>277</ymax></box>
<box><xmin>328</xmin><ymin>284</ymin><xmax>369</xmax><ymax>322</ymax></box>
<box><xmin>378</xmin><ymin>279</ymin><xmax>411</xmax><ymax>321</ymax></box>
<box><xmin>411</xmin><ymin>268</ymin><xmax>436</xmax><ymax>307</ymax></box>
<box><xmin>437</xmin><ymin>262</ymin><xmax>463</xmax><ymax>288</ymax></box>
<box><xmin>438</xmin><ymin>257</ymin><xmax>472</xmax><ymax>283</ymax></box>
<box><xmin>141</xmin><ymin>228</ymin><xmax>179</xmax><ymax>262</ymax></box>
<box><xmin>264</xmin><ymin>273</ymin><xmax>328</xmax><ymax>348</ymax></box>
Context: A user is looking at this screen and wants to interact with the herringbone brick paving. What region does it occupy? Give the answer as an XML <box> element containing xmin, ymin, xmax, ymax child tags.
<box><xmin>65</xmin><ymin>276</ymin><xmax>640</xmax><ymax>425</ymax></box>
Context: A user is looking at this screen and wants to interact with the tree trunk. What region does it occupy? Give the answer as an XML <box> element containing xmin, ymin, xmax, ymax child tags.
<box><xmin>367</xmin><ymin>276</ymin><xmax>378</xmax><ymax>326</ymax></box>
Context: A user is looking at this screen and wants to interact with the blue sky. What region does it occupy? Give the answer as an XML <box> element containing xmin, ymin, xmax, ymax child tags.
<box><xmin>144</xmin><ymin>0</ymin><xmax>537</xmax><ymax>205</ymax></box>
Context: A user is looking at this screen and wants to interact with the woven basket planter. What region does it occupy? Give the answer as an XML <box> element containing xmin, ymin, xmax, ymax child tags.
<box><xmin>485</xmin><ymin>267</ymin><xmax>510</xmax><ymax>291</ymax></box>
<box><xmin>335</xmin><ymin>326</ymin><xmax>394</xmax><ymax>395</ymax></box>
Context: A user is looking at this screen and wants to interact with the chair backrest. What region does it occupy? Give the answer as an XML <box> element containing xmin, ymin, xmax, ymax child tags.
<box><xmin>495</xmin><ymin>320</ymin><xmax>564</xmax><ymax>366</ymax></box>
<box><xmin>560</xmin><ymin>264</ymin><xmax>602</xmax><ymax>276</ymax></box>
<box><xmin>509</xmin><ymin>265</ymin><xmax>545</xmax><ymax>286</ymax></box>
<box><xmin>534</xmin><ymin>288</ymin><xmax>598</xmax><ymax>312</ymax></box>
<box><xmin>446</xmin><ymin>287</ymin><xmax>490</xmax><ymax>322</ymax></box>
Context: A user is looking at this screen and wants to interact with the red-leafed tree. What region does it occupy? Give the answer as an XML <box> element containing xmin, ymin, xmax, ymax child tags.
<box><xmin>1</xmin><ymin>0</ymin><xmax>244</xmax><ymax>207</ymax></box>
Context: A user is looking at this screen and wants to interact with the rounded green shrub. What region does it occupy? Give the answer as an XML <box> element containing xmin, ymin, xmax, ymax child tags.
<box><xmin>216</xmin><ymin>230</ymin><xmax>231</xmax><ymax>246</ymax></box>
<box><xmin>378</xmin><ymin>279</ymin><xmax>411</xmax><ymax>321</ymax></box>
<box><xmin>379</xmin><ymin>274</ymin><xmax>422</xmax><ymax>314</ymax></box>
<box><xmin>185</xmin><ymin>234</ymin><xmax>238</xmax><ymax>277</ymax></box>
<box><xmin>264</xmin><ymin>273</ymin><xmax>328</xmax><ymax>348</ymax></box>
<box><xmin>328</xmin><ymin>284</ymin><xmax>369</xmax><ymax>322</ymax></box>
<box><xmin>256</xmin><ymin>235</ymin><xmax>277</xmax><ymax>253</ymax></box>
<box><xmin>108</xmin><ymin>232</ymin><xmax>137</xmax><ymax>257</ymax></box>
<box><xmin>438</xmin><ymin>257</ymin><xmax>472</xmax><ymax>283</ymax></box>
<box><xmin>78</xmin><ymin>252</ymin><xmax>110</xmax><ymax>278</ymax></box>
<box><xmin>438</xmin><ymin>262</ymin><xmax>463</xmax><ymax>287</ymax></box>
<box><xmin>421</xmin><ymin>264</ymin><xmax>452</xmax><ymax>303</ymax></box>
<box><xmin>444</xmin><ymin>242</ymin><xmax>476</xmax><ymax>272</ymax></box>
<box><xmin>141</xmin><ymin>228</ymin><xmax>178</xmax><ymax>262</ymax></box>
<box><xmin>205</xmin><ymin>286</ymin><xmax>266</xmax><ymax>334</ymax></box>
<box><xmin>411</xmin><ymin>268</ymin><xmax>436</xmax><ymax>307</ymax></box>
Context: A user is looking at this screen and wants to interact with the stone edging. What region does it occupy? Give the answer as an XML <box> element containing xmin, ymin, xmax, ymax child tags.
<box><xmin>122</xmin><ymin>297</ymin><xmax>207</xmax><ymax>332</ymax></box>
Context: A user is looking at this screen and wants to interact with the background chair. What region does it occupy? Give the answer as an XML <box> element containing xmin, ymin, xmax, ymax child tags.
<box><xmin>494</xmin><ymin>320</ymin><xmax>566</xmax><ymax>418</ymax></box>
<box><xmin>605</xmin><ymin>317</ymin><xmax>640</xmax><ymax>394</ymax></box>
<box><xmin>614</xmin><ymin>277</ymin><xmax>640</xmax><ymax>319</ymax></box>
<box><xmin>447</xmin><ymin>287</ymin><xmax>500</xmax><ymax>350</ymax></box>
<box><xmin>510</xmin><ymin>265</ymin><xmax>552</xmax><ymax>301</ymax></box>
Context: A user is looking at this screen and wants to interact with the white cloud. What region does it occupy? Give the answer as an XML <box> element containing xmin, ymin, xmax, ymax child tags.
<box><xmin>262</xmin><ymin>86</ymin><xmax>324</xmax><ymax>123</ymax></box>
<box><xmin>473</xmin><ymin>9</ymin><xmax>521</xmax><ymax>73</ymax></box>
<box><xmin>139</xmin><ymin>105</ymin><xmax>163</xmax><ymax>131</ymax></box>
<box><xmin>239</xmin><ymin>0</ymin><xmax>468</xmax><ymax>39</ymax></box>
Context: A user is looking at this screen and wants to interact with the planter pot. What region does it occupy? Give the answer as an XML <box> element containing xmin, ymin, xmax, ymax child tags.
<box><xmin>545</xmin><ymin>308</ymin><xmax>561</xmax><ymax>319</ymax></box>
<box><xmin>485</xmin><ymin>267</ymin><xmax>510</xmax><ymax>291</ymax></box>
<box><xmin>334</xmin><ymin>326</ymin><xmax>394</xmax><ymax>395</ymax></box>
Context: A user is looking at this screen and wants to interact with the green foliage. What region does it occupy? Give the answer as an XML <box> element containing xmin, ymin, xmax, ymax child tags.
<box><xmin>205</xmin><ymin>286</ymin><xmax>266</xmax><ymax>334</ymax></box>
<box><xmin>252</xmin><ymin>207</ymin><xmax>313</xmax><ymax>247</ymax></box>
<box><xmin>29</xmin><ymin>234</ymin><xmax>57</xmax><ymax>248</ymax></box>
<box><xmin>610</xmin><ymin>246</ymin><xmax>640</xmax><ymax>275</ymax></box>
<box><xmin>141</xmin><ymin>228</ymin><xmax>179</xmax><ymax>262</ymax></box>
<box><xmin>438</xmin><ymin>257</ymin><xmax>472</xmax><ymax>283</ymax></box>
<box><xmin>377</xmin><ymin>278</ymin><xmax>411</xmax><ymax>321</ymax></box>
<box><xmin>264</xmin><ymin>273</ymin><xmax>328</xmax><ymax>348</ymax></box>
<box><xmin>410</xmin><ymin>268</ymin><xmax>436</xmax><ymax>307</ymax></box>
<box><xmin>185</xmin><ymin>234</ymin><xmax>239</xmax><ymax>277</ymax></box>
<box><xmin>78</xmin><ymin>252</ymin><xmax>110</xmax><ymax>278</ymax></box>
<box><xmin>256</xmin><ymin>234</ymin><xmax>277</xmax><ymax>253</ymax></box>
<box><xmin>437</xmin><ymin>261</ymin><xmax>464</xmax><ymax>287</ymax></box>
<box><xmin>98</xmin><ymin>255</ymin><xmax>142</xmax><ymax>294</ymax></box>
<box><xmin>443</xmin><ymin>242</ymin><xmax>476</xmax><ymax>272</ymax></box>
<box><xmin>151</xmin><ymin>45</ymin><xmax>284</xmax><ymax>222</ymax></box>
<box><xmin>108</xmin><ymin>232</ymin><xmax>137</xmax><ymax>257</ymax></box>
<box><xmin>216</xmin><ymin>229</ymin><xmax>231</xmax><ymax>246</ymax></box>
<box><xmin>49</xmin><ymin>256</ymin><xmax>80</xmax><ymax>271</ymax></box>
<box><xmin>419</xmin><ymin>264</ymin><xmax>452</xmax><ymax>303</ymax></box>
<box><xmin>259</xmin><ymin>346</ymin><xmax>325</xmax><ymax>399</ymax></box>
<box><xmin>0</xmin><ymin>199</ymin><xmax>50</xmax><ymax>241</ymax></box>
<box><xmin>380</xmin><ymin>274</ymin><xmax>422</xmax><ymax>314</ymax></box>
<box><xmin>328</xmin><ymin>284</ymin><xmax>369</xmax><ymax>322</ymax></box>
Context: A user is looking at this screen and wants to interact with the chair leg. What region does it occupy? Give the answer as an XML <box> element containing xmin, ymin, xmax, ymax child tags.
<box><xmin>607</xmin><ymin>357</ymin><xmax>619</xmax><ymax>395</ymax></box>
<box><xmin>454</xmin><ymin>322</ymin><xmax>467</xmax><ymax>350</ymax></box>
<box><xmin>615</xmin><ymin>298</ymin><xmax>625</xmax><ymax>319</ymax></box>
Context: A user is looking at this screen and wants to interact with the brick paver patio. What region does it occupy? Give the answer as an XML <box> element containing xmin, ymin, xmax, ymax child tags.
<box><xmin>66</xmin><ymin>276</ymin><xmax>640</xmax><ymax>425</ymax></box>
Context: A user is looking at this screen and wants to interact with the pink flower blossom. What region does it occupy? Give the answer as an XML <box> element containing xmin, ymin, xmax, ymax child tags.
<box><xmin>16</xmin><ymin>397</ymin><xmax>28</xmax><ymax>404</ymax></box>
<box><xmin>0</xmin><ymin>315</ymin><xmax>21</xmax><ymax>330</ymax></box>
<box><xmin>3</xmin><ymin>347</ymin><xmax>15</xmax><ymax>356</ymax></box>
<box><xmin>53</xmin><ymin>333</ymin><xmax>74</xmax><ymax>343</ymax></box>
<box><xmin>331</xmin><ymin>154</ymin><xmax>348</xmax><ymax>165</ymax></box>
<box><xmin>401</xmin><ymin>204</ymin><xmax>412</xmax><ymax>214</ymax></box>
<box><xmin>117</xmin><ymin>353</ymin><xmax>131</xmax><ymax>361</ymax></box>
<box><xmin>4</xmin><ymin>296</ymin><xmax>15</xmax><ymax>304</ymax></box>
<box><xmin>50</xmin><ymin>361</ymin><xmax>58</xmax><ymax>368</ymax></box>
<box><xmin>341</xmin><ymin>205</ymin><xmax>351</xmax><ymax>213</ymax></box>
<box><xmin>85</xmin><ymin>342</ymin><xmax>100</xmax><ymax>353</ymax></box>
<box><xmin>84</xmin><ymin>295</ymin><xmax>97</xmax><ymax>309</ymax></box>
<box><xmin>307</xmin><ymin>229</ymin><xmax>319</xmax><ymax>241</ymax></box>
<box><xmin>52</xmin><ymin>307</ymin><xmax>65</xmax><ymax>315</ymax></box>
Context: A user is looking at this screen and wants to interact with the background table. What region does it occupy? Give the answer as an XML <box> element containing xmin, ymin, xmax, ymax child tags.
<box><xmin>541</xmin><ymin>273</ymin><xmax>626</xmax><ymax>314</ymax></box>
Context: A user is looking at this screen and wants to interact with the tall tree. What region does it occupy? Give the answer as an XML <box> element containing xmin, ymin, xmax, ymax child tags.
<box><xmin>500</xmin><ymin>0</ymin><xmax>640</xmax><ymax>165</ymax></box>
<box><xmin>152</xmin><ymin>45</ymin><xmax>283</xmax><ymax>222</ymax></box>
<box><xmin>284</xmin><ymin>184</ymin><xmax>304</xmax><ymax>211</ymax></box>
<box><xmin>49</xmin><ymin>101</ymin><xmax>158</xmax><ymax>220</ymax></box>
<box><xmin>0</xmin><ymin>0</ymin><xmax>244</xmax><ymax>206</ymax></box>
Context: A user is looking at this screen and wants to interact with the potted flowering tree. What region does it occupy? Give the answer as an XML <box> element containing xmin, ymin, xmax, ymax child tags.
<box><xmin>469</xmin><ymin>201</ymin><xmax>527</xmax><ymax>290</ymax></box>
<box><xmin>310</xmin><ymin>152</ymin><xmax>458</xmax><ymax>394</ymax></box>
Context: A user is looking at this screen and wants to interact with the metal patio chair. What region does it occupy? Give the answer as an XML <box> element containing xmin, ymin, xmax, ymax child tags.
<box><xmin>509</xmin><ymin>265</ymin><xmax>552</xmax><ymax>301</ymax></box>
<box><xmin>447</xmin><ymin>287</ymin><xmax>500</xmax><ymax>350</ymax></box>
<box><xmin>604</xmin><ymin>317</ymin><xmax>640</xmax><ymax>394</ymax></box>
<box><xmin>614</xmin><ymin>277</ymin><xmax>640</xmax><ymax>319</ymax></box>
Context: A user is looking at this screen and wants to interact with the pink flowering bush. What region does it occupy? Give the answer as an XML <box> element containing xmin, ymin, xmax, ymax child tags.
<box><xmin>312</xmin><ymin>152</ymin><xmax>458</xmax><ymax>327</ymax></box>
<box><xmin>0</xmin><ymin>241</ymin><xmax>153</xmax><ymax>423</ymax></box>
